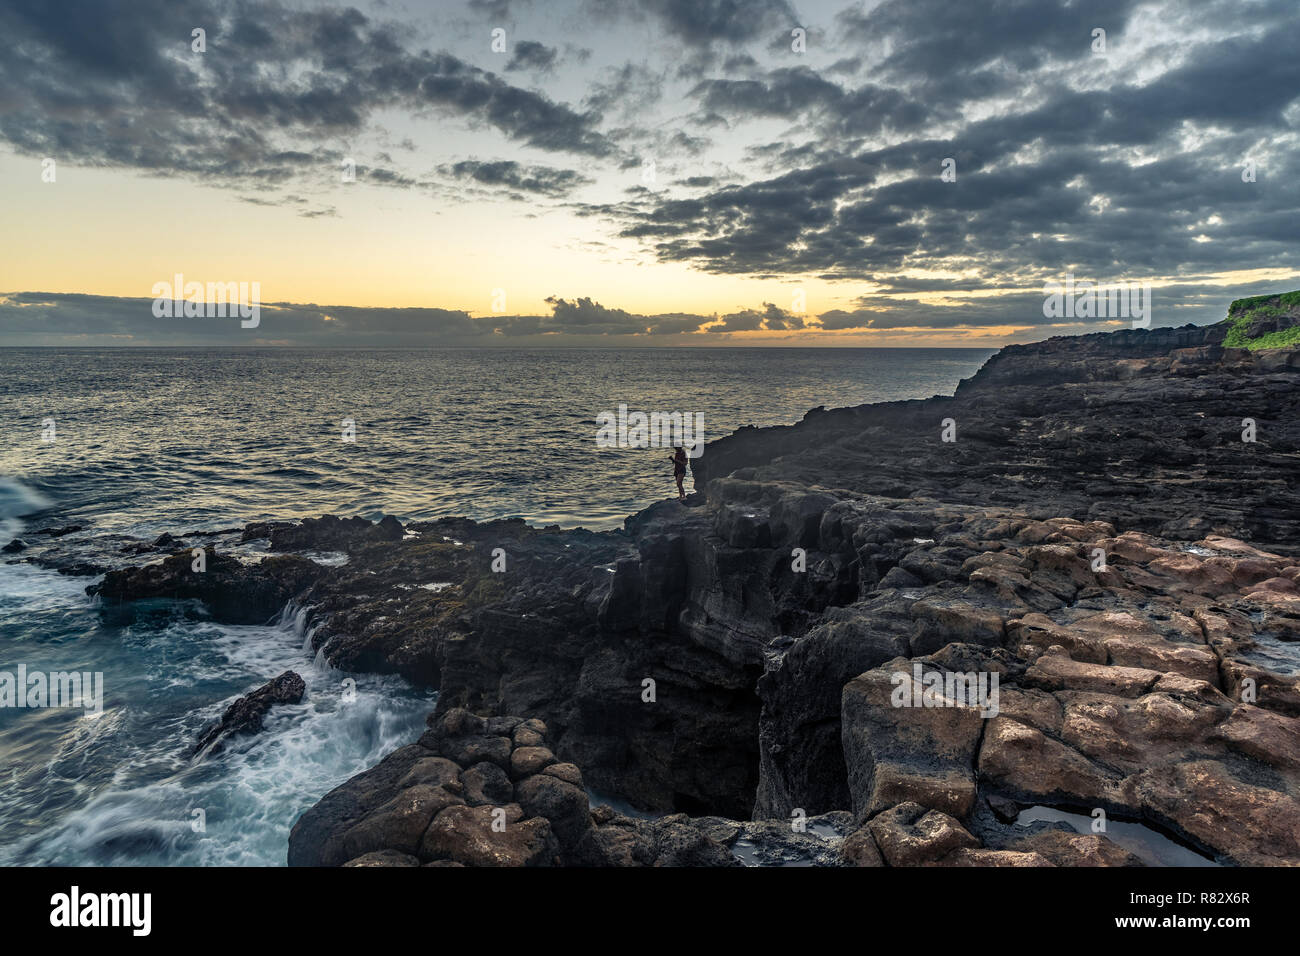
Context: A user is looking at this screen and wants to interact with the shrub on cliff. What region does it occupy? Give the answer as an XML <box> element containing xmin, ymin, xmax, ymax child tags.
<box><xmin>1222</xmin><ymin>290</ymin><xmax>1300</xmax><ymax>349</ymax></box>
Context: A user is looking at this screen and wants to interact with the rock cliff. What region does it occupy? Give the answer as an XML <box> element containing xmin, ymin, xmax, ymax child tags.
<box><xmin>85</xmin><ymin>314</ymin><xmax>1300</xmax><ymax>865</ymax></box>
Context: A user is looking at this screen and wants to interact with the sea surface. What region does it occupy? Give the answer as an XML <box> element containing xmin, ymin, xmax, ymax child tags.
<box><xmin>0</xmin><ymin>346</ymin><xmax>993</xmax><ymax>865</ymax></box>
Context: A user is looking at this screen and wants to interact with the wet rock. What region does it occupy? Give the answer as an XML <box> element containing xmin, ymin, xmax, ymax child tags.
<box><xmin>224</xmin><ymin>318</ymin><xmax>1300</xmax><ymax>865</ymax></box>
<box><xmin>248</xmin><ymin>514</ymin><xmax>404</xmax><ymax>552</ymax></box>
<box><xmin>34</xmin><ymin>525</ymin><xmax>82</xmax><ymax>537</ymax></box>
<box><xmin>90</xmin><ymin>547</ymin><xmax>325</xmax><ymax>624</ymax></box>
<box><xmin>290</xmin><ymin>745</ymin><xmax>453</xmax><ymax>867</ymax></box>
<box><xmin>189</xmin><ymin>671</ymin><xmax>305</xmax><ymax>758</ymax></box>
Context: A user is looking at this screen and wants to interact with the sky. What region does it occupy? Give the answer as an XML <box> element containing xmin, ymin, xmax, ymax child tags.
<box><xmin>0</xmin><ymin>0</ymin><xmax>1297</xmax><ymax>347</ymax></box>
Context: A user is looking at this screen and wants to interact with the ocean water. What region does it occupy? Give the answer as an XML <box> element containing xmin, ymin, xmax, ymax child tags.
<box><xmin>0</xmin><ymin>346</ymin><xmax>993</xmax><ymax>865</ymax></box>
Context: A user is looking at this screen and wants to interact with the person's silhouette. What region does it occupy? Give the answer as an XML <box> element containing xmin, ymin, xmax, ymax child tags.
<box><xmin>670</xmin><ymin>445</ymin><xmax>688</xmax><ymax>500</ymax></box>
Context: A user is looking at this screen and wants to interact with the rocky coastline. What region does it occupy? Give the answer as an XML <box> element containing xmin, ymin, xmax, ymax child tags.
<box><xmin>25</xmin><ymin>306</ymin><xmax>1300</xmax><ymax>866</ymax></box>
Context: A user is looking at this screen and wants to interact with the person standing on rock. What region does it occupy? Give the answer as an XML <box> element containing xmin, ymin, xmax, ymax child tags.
<box><xmin>671</xmin><ymin>445</ymin><xmax>689</xmax><ymax>500</ymax></box>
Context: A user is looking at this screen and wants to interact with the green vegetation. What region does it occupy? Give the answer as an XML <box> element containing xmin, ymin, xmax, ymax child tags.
<box><xmin>1221</xmin><ymin>290</ymin><xmax>1300</xmax><ymax>350</ymax></box>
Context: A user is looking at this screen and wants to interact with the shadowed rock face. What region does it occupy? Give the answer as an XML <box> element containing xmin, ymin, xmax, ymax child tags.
<box><xmin>86</xmin><ymin>320</ymin><xmax>1300</xmax><ymax>864</ymax></box>
<box><xmin>289</xmin><ymin>708</ymin><xmax>744</xmax><ymax>867</ymax></box>
<box><xmin>88</xmin><ymin>547</ymin><xmax>326</xmax><ymax>624</ymax></box>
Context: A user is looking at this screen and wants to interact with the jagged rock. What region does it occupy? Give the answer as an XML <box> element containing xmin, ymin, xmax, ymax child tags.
<box><xmin>1009</xmin><ymin>830</ymin><xmax>1144</xmax><ymax>867</ymax></box>
<box><xmin>189</xmin><ymin>671</ymin><xmax>305</xmax><ymax>758</ymax></box>
<box><xmin>867</xmin><ymin>802</ymin><xmax>980</xmax><ymax>866</ymax></box>
<box><xmin>242</xmin><ymin>513</ymin><xmax>404</xmax><ymax>552</ymax></box>
<box><xmin>89</xmin><ymin>316</ymin><xmax>1299</xmax><ymax>866</ymax></box>
<box><xmin>89</xmin><ymin>547</ymin><xmax>324</xmax><ymax>624</ymax></box>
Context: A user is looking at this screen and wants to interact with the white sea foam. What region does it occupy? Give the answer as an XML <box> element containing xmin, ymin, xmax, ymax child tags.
<box><xmin>0</xmin><ymin>600</ymin><xmax>432</xmax><ymax>866</ymax></box>
<box><xmin>0</xmin><ymin>477</ymin><xmax>51</xmax><ymax>540</ymax></box>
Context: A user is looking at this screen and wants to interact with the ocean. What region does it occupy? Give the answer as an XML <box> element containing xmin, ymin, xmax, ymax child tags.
<box><xmin>0</xmin><ymin>346</ymin><xmax>994</xmax><ymax>865</ymax></box>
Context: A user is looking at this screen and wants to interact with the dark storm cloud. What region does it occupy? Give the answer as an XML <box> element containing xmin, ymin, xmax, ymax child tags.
<box><xmin>815</xmin><ymin>278</ymin><xmax>1285</xmax><ymax>332</ymax></box>
<box><xmin>691</xmin><ymin>68</ymin><xmax>843</xmax><ymax>118</ymax></box>
<box><xmin>718</xmin><ymin>302</ymin><xmax>804</xmax><ymax>331</ymax></box>
<box><xmin>590</xmin><ymin>0</ymin><xmax>800</xmax><ymax>48</ymax></box>
<box><xmin>440</xmin><ymin>159</ymin><xmax>592</xmax><ymax>196</ymax></box>
<box><xmin>505</xmin><ymin>40</ymin><xmax>558</xmax><ymax>73</ymax></box>
<box><xmin>689</xmin><ymin>67</ymin><xmax>930</xmax><ymax>136</ymax></box>
<box><xmin>838</xmin><ymin>0</ymin><xmax>1144</xmax><ymax>89</ymax></box>
<box><xmin>619</xmin><ymin>4</ymin><xmax>1300</xmax><ymax>312</ymax></box>
<box><xmin>0</xmin><ymin>0</ymin><xmax>615</xmax><ymax>190</ymax></box>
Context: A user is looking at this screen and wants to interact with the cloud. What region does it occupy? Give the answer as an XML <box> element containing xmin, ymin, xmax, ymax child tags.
<box><xmin>505</xmin><ymin>40</ymin><xmax>558</xmax><ymax>73</ymax></box>
<box><xmin>617</xmin><ymin>7</ymin><xmax>1300</xmax><ymax>293</ymax></box>
<box><xmin>3</xmin><ymin>0</ymin><xmax>1298</xmax><ymax>343</ymax></box>
<box><xmin>718</xmin><ymin>302</ymin><xmax>804</xmax><ymax>331</ymax></box>
<box><xmin>1</xmin><ymin>278</ymin><xmax>1279</xmax><ymax>347</ymax></box>
<box><xmin>0</xmin><ymin>0</ymin><xmax>616</xmax><ymax>195</ymax></box>
<box><xmin>440</xmin><ymin>159</ymin><xmax>592</xmax><ymax>196</ymax></box>
<box><xmin>634</xmin><ymin>0</ymin><xmax>800</xmax><ymax>47</ymax></box>
<box><xmin>540</xmin><ymin>296</ymin><xmax>713</xmax><ymax>335</ymax></box>
<box><xmin>0</xmin><ymin>291</ymin><xmax>718</xmax><ymax>345</ymax></box>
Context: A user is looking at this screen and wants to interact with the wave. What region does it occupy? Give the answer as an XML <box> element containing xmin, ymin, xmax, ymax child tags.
<box><xmin>0</xmin><ymin>476</ymin><xmax>51</xmax><ymax>539</ymax></box>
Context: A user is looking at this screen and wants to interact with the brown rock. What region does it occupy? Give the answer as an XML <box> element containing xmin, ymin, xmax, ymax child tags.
<box><xmin>932</xmin><ymin>847</ymin><xmax>1054</xmax><ymax>867</ymax></box>
<box><xmin>419</xmin><ymin>804</ymin><xmax>557</xmax><ymax>866</ymax></box>
<box><xmin>514</xmin><ymin>773</ymin><xmax>592</xmax><ymax>851</ymax></box>
<box><xmin>840</xmin><ymin>825</ymin><xmax>884</xmax><ymax>866</ymax></box>
<box><xmin>342</xmin><ymin>784</ymin><xmax>463</xmax><ymax>860</ymax></box>
<box><xmin>342</xmin><ymin>850</ymin><xmax>421</xmax><ymax>867</ymax></box>
<box><xmin>1124</xmin><ymin>760</ymin><xmax>1300</xmax><ymax>865</ymax></box>
<box><xmin>1025</xmin><ymin>648</ymin><xmax>1161</xmax><ymax>698</ymax></box>
<box><xmin>461</xmin><ymin>761</ymin><xmax>514</xmax><ymax>805</ymax></box>
<box><xmin>510</xmin><ymin>746</ymin><xmax>557</xmax><ymax>779</ymax></box>
<box><xmin>1010</xmin><ymin>830</ymin><xmax>1144</xmax><ymax>867</ymax></box>
<box><xmin>867</xmin><ymin>802</ymin><xmax>980</xmax><ymax>866</ymax></box>
<box><xmin>978</xmin><ymin>717</ymin><xmax>1121</xmax><ymax>804</ymax></box>
<box><xmin>1210</xmin><ymin>706</ymin><xmax>1300</xmax><ymax>770</ymax></box>
<box><xmin>842</xmin><ymin>661</ymin><xmax>985</xmax><ymax>820</ymax></box>
<box><xmin>542</xmin><ymin>762</ymin><xmax>584</xmax><ymax>786</ymax></box>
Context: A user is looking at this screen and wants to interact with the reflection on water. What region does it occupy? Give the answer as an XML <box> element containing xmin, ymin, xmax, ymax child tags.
<box><xmin>1015</xmin><ymin>805</ymin><xmax>1221</xmax><ymax>867</ymax></box>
